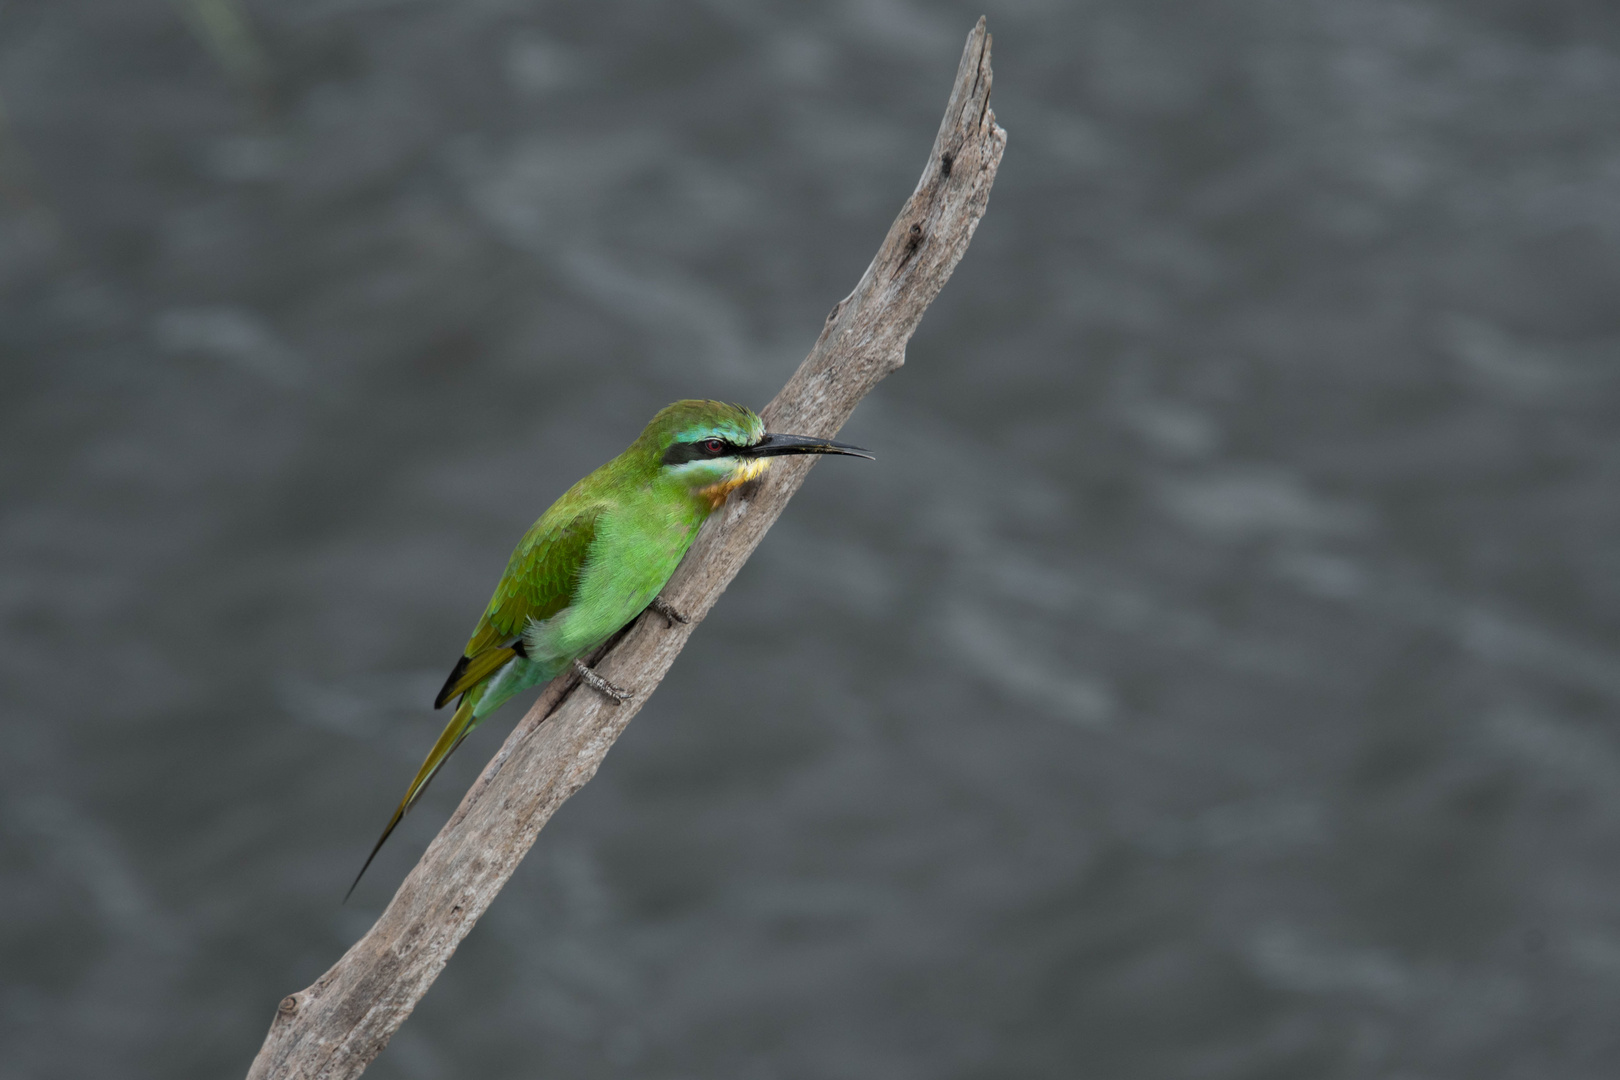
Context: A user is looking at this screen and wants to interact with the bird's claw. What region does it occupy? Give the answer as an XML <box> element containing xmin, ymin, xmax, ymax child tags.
<box><xmin>572</xmin><ymin>658</ymin><xmax>632</xmax><ymax>704</ymax></box>
<box><xmin>648</xmin><ymin>595</ymin><xmax>690</xmax><ymax>627</ymax></box>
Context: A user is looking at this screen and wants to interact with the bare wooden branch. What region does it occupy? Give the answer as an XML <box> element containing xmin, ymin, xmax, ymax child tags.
<box><xmin>246</xmin><ymin>19</ymin><xmax>1005</xmax><ymax>1079</ymax></box>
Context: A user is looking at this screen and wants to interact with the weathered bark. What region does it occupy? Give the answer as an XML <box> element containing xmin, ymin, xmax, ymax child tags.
<box><xmin>246</xmin><ymin>19</ymin><xmax>1005</xmax><ymax>1079</ymax></box>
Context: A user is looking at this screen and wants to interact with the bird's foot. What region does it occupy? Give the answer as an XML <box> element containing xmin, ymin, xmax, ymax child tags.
<box><xmin>648</xmin><ymin>595</ymin><xmax>690</xmax><ymax>627</ymax></box>
<box><xmin>572</xmin><ymin>658</ymin><xmax>632</xmax><ymax>704</ymax></box>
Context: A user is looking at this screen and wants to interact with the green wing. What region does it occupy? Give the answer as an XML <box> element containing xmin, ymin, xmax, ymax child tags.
<box><xmin>352</xmin><ymin>501</ymin><xmax>606</xmax><ymax>901</ymax></box>
<box><xmin>433</xmin><ymin>502</ymin><xmax>603</xmax><ymax>708</ymax></box>
<box><xmin>469</xmin><ymin>503</ymin><xmax>603</xmax><ymax>654</ymax></box>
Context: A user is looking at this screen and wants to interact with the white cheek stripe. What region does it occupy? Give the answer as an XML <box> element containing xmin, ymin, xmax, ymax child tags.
<box><xmin>666</xmin><ymin>457</ymin><xmax>739</xmax><ymax>478</ymax></box>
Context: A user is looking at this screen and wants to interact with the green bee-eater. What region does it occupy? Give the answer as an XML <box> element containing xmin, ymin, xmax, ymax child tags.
<box><xmin>348</xmin><ymin>399</ymin><xmax>872</xmax><ymax>896</ymax></box>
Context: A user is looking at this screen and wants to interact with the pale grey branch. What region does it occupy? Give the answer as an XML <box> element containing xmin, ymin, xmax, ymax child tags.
<box><xmin>245</xmin><ymin>19</ymin><xmax>1005</xmax><ymax>1079</ymax></box>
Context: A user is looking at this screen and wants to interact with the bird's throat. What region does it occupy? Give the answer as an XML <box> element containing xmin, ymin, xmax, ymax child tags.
<box><xmin>696</xmin><ymin>456</ymin><xmax>771</xmax><ymax>509</ymax></box>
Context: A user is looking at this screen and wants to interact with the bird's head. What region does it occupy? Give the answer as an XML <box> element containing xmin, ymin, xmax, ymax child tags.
<box><xmin>639</xmin><ymin>400</ymin><xmax>873</xmax><ymax>509</ymax></box>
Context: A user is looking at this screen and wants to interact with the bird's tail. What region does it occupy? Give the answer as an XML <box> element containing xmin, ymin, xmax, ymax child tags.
<box><xmin>346</xmin><ymin>693</ymin><xmax>482</xmax><ymax>901</ymax></box>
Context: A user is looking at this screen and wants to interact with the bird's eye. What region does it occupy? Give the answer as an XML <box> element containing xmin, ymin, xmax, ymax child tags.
<box><xmin>702</xmin><ymin>438</ymin><xmax>726</xmax><ymax>456</ymax></box>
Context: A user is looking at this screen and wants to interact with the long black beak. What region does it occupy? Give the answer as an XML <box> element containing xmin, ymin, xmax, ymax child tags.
<box><xmin>745</xmin><ymin>432</ymin><xmax>875</xmax><ymax>460</ymax></box>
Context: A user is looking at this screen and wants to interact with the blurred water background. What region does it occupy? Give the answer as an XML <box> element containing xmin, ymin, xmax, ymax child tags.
<box><xmin>4</xmin><ymin>1</ymin><xmax>1620</xmax><ymax>1077</ymax></box>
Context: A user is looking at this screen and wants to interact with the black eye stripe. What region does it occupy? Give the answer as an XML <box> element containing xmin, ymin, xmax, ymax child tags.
<box><xmin>662</xmin><ymin>438</ymin><xmax>744</xmax><ymax>466</ymax></box>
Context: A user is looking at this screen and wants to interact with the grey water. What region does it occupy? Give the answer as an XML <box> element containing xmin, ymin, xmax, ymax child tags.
<box><xmin>4</xmin><ymin>1</ymin><xmax>1620</xmax><ymax>1077</ymax></box>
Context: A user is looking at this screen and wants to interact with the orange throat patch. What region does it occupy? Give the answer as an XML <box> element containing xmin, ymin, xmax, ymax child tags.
<box><xmin>697</xmin><ymin>456</ymin><xmax>771</xmax><ymax>509</ymax></box>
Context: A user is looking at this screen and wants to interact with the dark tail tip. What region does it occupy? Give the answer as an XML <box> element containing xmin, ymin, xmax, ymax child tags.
<box><xmin>344</xmin><ymin>807</ymin><xmax>404</xmax><ymax>904</ymax></box>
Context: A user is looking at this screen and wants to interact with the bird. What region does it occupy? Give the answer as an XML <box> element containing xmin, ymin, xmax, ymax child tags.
<box><xmin>347</xmin><ymin>399</ymin><xmax>872</xmax><ymax>898</ymax></box>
